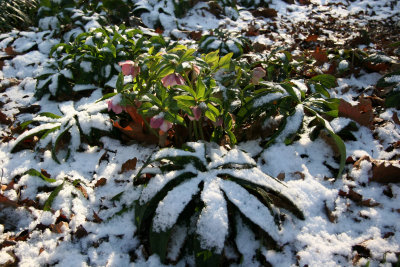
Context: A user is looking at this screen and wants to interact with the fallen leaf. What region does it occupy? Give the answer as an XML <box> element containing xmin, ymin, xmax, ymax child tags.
<box><xmin>95</xmin><ymin>178</ymin><xmax>107</xmax><ymax>187</ymax></box>
<box><xmin>189</xmin><ymin>31</ymin><xmax>202</xmax><ymax>41</ymax></box>
<box><xmin>371</xmin><ymin>160</ymin><xmax>400</xmax><ymax>183</ymax></box>
<box><xmin>155</xmin><ymin>27</ymin><xmax>164</xmax><ymax>34</ymax></box>
<box><xmin>251</xmin><ymin>8</ymin><xmax>278</xmax><ymax>18</ymax></box>
<box><xmin>324</xmin><ymin>201</ymin><xmax>337</xmax><ymax>223</ymax></box>
<box><xmin>0</xmin><ymin>194</ymin><xmax>19</xmax><ymax>208</ymax></box>
<box><xmin>0</xmin><ymin>110</ymin><xmax>11</xmax><ymax>124</ymax></box>
<box><xmin>75</xmin><ymin>184</ymin><xmax>88</xmax><ymax>199</ymax></box>
<box><xmin>113</xmin><ymin>120</ymin><xmax>158</xmax><ymax>144</ymax></box>
<box><xmin>50</xmin><ymin>221</ymin><xmax>68</xmax><ymax>233</ymax></box>
<box><xmin>93</xmin><ymin>211</ymin><xmax>103</xmax><ymax>223</ymax></box>
<box><xmin>347</xmin><ymin>188</ymin><xmax>363</xmax><ymax>202</ymax></box>
<box><xmin>392</xmin><ymin>112</ymin><xmax>400</xmax><ymax>126</ymax></box>
<box><xmin>339</xmin><ymin>97</ymin><xmax>374</xmax><ymax>128</ymax></box>
<box><xmin>277</xmin><ymin>172</ymin><xmax>285</xmax><ymax>181</ymax></box>
<box><xmin>74</xmin><ymin>225</ymin><xmax>88</xmax><ymax>239</ymax></box>
<box><xmin>5</xmin><ymin>46</ymin><xmax>18</xmax><ymax>56</ymax></box>
<box><xmin>364</xmin><ymin>62</ymin><xmax>390</xmax><ymax>72</ymax></box>
<box><xmin>119</xmin><ymin>157</ymin><xmax>137</xmax><ymax>174</ymax></box>
<box><xmin>98</xmin><ymin>151</ymin><xmax>109</xmax><ymax>165</ymax></box>
<box><xmin>306</xmin><ymin>34</ymin><xmax>319</xmax><ymax>42</ymax></box>
<box><xmin>360</xmin><ymin>199</ymin><xmax>379</xmax><ymax>207</ymax></box>
<box><xmin>41</xmin><ymin>169</ymin><xmax>52</xmax><ymax>179</ymax></box>
<box><xmin>311</xmin><ymin>46</ymin><xmax>329</xmax><ymax>64</ymax></box>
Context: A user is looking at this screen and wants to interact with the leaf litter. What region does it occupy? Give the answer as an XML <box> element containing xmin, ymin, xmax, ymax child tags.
<box><xmin>0</xmin><ymin>0</ymin><xmax>399</xmax><ymax>266</ymax></box>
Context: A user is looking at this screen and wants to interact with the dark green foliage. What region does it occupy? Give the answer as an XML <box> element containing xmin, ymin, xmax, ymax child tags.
<box><xmin>134</xmin><ymin>142</ymin><xmax>304</xmax><ymax>264</ymax></box>
<box><xmin>0</xmin><ymin>0</ymin><xmax>39</xmax><ymax>32</ymax></box>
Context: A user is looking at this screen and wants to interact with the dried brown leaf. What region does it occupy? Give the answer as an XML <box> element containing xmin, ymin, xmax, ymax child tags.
<box><xmin>339</xmin><ymin>98</ymin><xmax>374</xmax><ymax>128</ymax></box>
<box><xmin>119</xmin><ymin>157</ymin><xmax>137</xmax><ymax>174</ymax></box>
<box><xmin>95</xmin><ymin>178</ymin><xmax>107</xmax><ymax>187</ymax></box>
<box><xmin>371</xmin><ymin>160</ymin><xmax>400</xmax><ymax>183</ymax></box>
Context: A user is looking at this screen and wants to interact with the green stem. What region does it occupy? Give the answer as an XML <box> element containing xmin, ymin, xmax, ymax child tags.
<box><xmin>199</xmin><ymin>118</ymin><xmax>205</xmax><ymax>140</ymax></box>
<box><xmin>193</xmin><ymin>119</ymin><xmax>199</xmax><ymax>141</ymax></box>
<box><xmin>142</xmin><ymin>116</ymin><xmax>159</xmax><ymax>138</ymax></box>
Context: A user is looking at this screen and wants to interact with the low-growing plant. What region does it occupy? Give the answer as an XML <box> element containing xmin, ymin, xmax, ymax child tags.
<box><xmin>24</xmin><ymin>168</ymin><xmax>88</xmax><ymax>211</ymax></box>
<box><xmin>199</xmin><ymin>29</ymin><xmax>249</xmax><ymax>58</ymax></box>
<box><xmin>0</xmin><ymin>0</ymin><xmax>39</xmax><ymax>32</ymax></box>
<box><xmin>376</xmin><ymin>70</ymin><xmax>400</xmax><ymax>108</ymax></box>
<box><xmin>108</xmin><ymin>46</ymin><xmax>237</xmax><ymax>146</ymax></box>
<box><xmin>133</xmin><ymin>142</ymin><xmax>304</xmax><ymax>265</ymax></box>
<box><xmin>11</xmin><ymin>101</ymin><xmax>111</xmax><ymax>163</ymax></box>
<box><xmin>35</xmin><ymin>25</ymin><xmax>164</xmax><ymax>100</ymax></box>
<box><xmin>235</xmin><ymin>56</ymin><xmax>346</xmax><ymax>178</ymax></box>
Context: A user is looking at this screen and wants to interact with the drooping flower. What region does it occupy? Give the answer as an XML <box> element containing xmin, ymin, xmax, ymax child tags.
<box><xmin>107</xmin><ymin>96</ymin><xmax>125</xmax><ymax>114</ymax></box>
<box><xmin>161</xmin><ymin>73</ymin><xmax>185</xmax><ymax>87</ymax></box>
<box><xmin>150</xmin><ymin>113</ymin><xmax>173</xmax><ymax>132</ymax></box>
<box><xmin>251</xmin><ymin>66</ymin><xmax>266</xmax><ymax>85</ymax></box>
<box><xmin>188</xmin><ymin>106</ymin><xmax>202</xmax><ymax>121</ymax></box>
<box><xmin>119</xmin><ymin>60</ymin><xmax>140</xmax><ymax>77</ymax></box>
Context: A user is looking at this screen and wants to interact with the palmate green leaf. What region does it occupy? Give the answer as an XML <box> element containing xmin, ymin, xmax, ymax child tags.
<box><xmin>38</xmin><ymin>112</ymin><xmax>62</xmax><ymax>119</ymax></box>
<box><xmin>43</xmin><ymin>181</ymin><xmax>64</xmax><ymax>211</ymax></box>
<box><xmin>96</xmin><ymin>92</ymin><xmax>117</xmax><ymax>103</ymax></box>
<box><xmin>204</xmin><ymin>50</ymin><xmax>219</xmax><ymax>69</ymax></box>
<box><xmin>176</xmin><ymin>85</ymin><xmax>196</xmax><ymax>97</ymax></box>
<box><xmin>25</xmin><ymin>168</ymin><xmax>57</xmax><ymax>183</ymax></box>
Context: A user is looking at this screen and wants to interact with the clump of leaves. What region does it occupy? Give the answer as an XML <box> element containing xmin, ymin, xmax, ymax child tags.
<box><xmin>134</xmin><ymin>142</ymin><xmax>304</xmax><ymax>265</ymax></box>
<box><xmin>235</xmin><ymin>55</ymin><xmax>346</xmax><ymax>178</ymax></box>
<box><xmin>11</xmin><ymin>101</ymin><xmax>111</xmax><ymax>163</ymax></box>
<box><xmin>0</xmin><ymin>0</ymin><xmax>39</xmax><ymax>32</ymax></box>
<box><xmin>199</xmin><ymin>29</ymin><xmax>249</xmax><ymax>58</ymax></box>
<box><xmin>110</xmin><ymin>45</ymin><xmax>237</xmax><ymax>147</ymax></box>
<box><xmin>24</xmin><ymin>168</ymin><xmax>88</xmax><ymax>211</ymax></box>
<box><xmin>35</xmin><ymin>25</ymin><xmax>155</xmax><ymax>100</ymax></box>
<box><xmin>376</xmin><ymin>70</ymin><xmax>400</xmax><ymax>108</ymax></box>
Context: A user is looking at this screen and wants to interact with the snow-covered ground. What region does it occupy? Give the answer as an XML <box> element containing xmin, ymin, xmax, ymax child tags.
<box><xmin>0</xmin><ymin>0</ymin><xmax>399</xmax><ymax>266</ymax></box>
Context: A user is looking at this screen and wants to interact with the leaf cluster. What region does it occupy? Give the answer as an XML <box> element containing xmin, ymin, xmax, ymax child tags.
<box><xmin>0</xmin><ymin>0</ymin><xmax>39</xmax><ymax>33</ymax></box>
<box><xmin>133</xmin><ymin>142</ymin><xmax>304</xmax><ymax>265</ymax></box>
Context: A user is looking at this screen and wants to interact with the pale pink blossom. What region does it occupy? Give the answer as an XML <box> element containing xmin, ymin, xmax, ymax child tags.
<box><xmin>251</xmin><ymin>67</ymin><xmax>266</xmax><ymax>85</ymax></box>
<box><xmin>161</xmin><ymin>73</ymin><xmax>185</xmax><ymax>87</ymax></box>
<box><xmin>119</xmin><ymin>60</ymin><xmax>140</xmax><ymax>77</ymax></box>
<box><xmin>188</xmin><ymin>106</ymin><xmax>202</xmax><ymax>121</ymax></box>
<box><xmin>150</xmin><ymin>114</ymin><xmax>173</xmax><ymax>132</ymax></box>
<box><xmin>212</xmin><ymin>117</ymin><xmax>223</xmax><ymax>127</ymax></box>
<box><xmin>107</xmin><ymin>100</ymin><xmax>124</xmax><ymax>114</ymax></box>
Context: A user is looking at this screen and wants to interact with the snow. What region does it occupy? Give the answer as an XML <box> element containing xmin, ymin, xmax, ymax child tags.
<box><xmin>0</xmin><ymin>0</ymin><xmax>399</xmax><ymax>266</ymax></box>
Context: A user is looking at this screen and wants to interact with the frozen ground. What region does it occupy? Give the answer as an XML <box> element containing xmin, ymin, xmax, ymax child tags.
<box><xmin>0</xmin><ymin>0</ymin><xmax>399</xmax><ymax>266</ymax></box>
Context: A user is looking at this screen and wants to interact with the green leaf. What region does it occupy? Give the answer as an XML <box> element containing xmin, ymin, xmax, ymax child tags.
<box><xmin>315</xmin><ymin>114</ymin><xmax>346</xmax><ymax>179</ymax></box>
<box><xmin>310</xmin><ymin>74</ymin><xmax>336</xmax><ymax>89</ymax></box>
<box><xmin>52</xmin><ymin>126</ymin><xmax>72</xmax><ymax>164</ymax></box>
<box><xmin>38</xmin><ymin>112</ymin><xmax>62</xmax><ymax>119</ymax></box>
<box><xmin>25</xmin><ymin>168</ymin><xmax>57</xmax><ymax>183</ymax></box>
<box><xmin>116</xmin><ymin>73</ymin><xmax>124</xmax><ymax>93</ymax></box>
<box><xmin>43</xmin><ymin>181</ymin><xmax>64</xmax><ymax>211</ymax></box>
<box><xmin>218</xmin><ymin>52</ymin><xmax>233</xmax><ymax>69</ymax></box>
<box><xmin>174</xmin><ymin>95</ymin><xmax>196</xmax><ymax>107</ymax></box>
<box><xmin>196</xmin><ymin>79</ymin><xmax>206</xmax><ymax>99</ymax></box>
<box><xmin>385</xmin><ymin>91</ymin><xmax>400</xmax><ymax>108</ymax></box>
<box><xmin>176</xmin><ymin>85</ymin><xmax>196</xmax><ymax>97</ymax></box>
<box><xmin>11</xmin><ymin>124</ymin><xmax>61</xmax><ymax>153</ymax></box>
<box><xmin>150</xmin><ymin>226</ymin><xmax>173</xmax><ymax>263</ymax></box>
<box><xmin>204</xmin><ymin>50</ymin><xmax>219</xmax><ymax>69</ymax></box>
<box><xmin>96</xmin><ymin>92</ymin><xmax>117</xmax><ymax>103</ymax></box>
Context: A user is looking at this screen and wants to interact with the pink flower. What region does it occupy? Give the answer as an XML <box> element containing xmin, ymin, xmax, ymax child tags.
<box><xmin>251</xmin><ymin>67</ymin><xmax>266</xmax><ymax>85</ymax></box>
<box><xmin>150</xmin><ymin>114</ymin><xmax>173</xmax><ymax>132</ymax></box>
<box><xmin>119</xmin><ymin>60</ymin><xmax>140</xmax><ymax>77</ymax></box>
<box><xmin>213</xmin><ymin>116</ymin><xmax>223</xmax><ymax>127</ymax></box>
<box><xmin>188</xmin><ymin>106</ymin><xmax>202</xmax><ymax>121</ymax></box>
<box><xmin>107</xmin><ymin>99</ymin><xmax>124</xmax><ymax>114</ymax></box>
<box><xmin>161</xmin><ymin>73</ymin><xmax>185</xmax><ymax>87</ymax></box>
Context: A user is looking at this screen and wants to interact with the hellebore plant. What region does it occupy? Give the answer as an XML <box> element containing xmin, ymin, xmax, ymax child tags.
<box><xmin>107</xmin><ymin>45</ymin><xmax>237</xmax><ymax>146</ymax></box>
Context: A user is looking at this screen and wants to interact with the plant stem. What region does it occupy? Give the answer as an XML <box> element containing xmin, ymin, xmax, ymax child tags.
<box><xmin>193</xmin><ymin>119</ymin><xmax>199</xmax><ymax>141</ymax></box>
<box><xmin>199</xmin><ymin>118</ymin><xmax>205</xmax><ymax>140</ymax></box>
